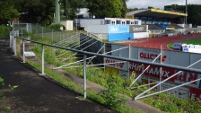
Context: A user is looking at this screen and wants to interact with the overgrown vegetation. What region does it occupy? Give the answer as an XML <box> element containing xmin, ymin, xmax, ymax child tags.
<box><xmin>48</xmin><ymin>24</ymin><xmax>62</xmax><ymax>31</ymax></box>
<box><xmin>0</xmin><ymin>77</ymin><xmax>18</xmax><ymax>112</ymax></box>
<box><xmin>16</xmin><ymin>33</ymin><xmax>201</xmax><ymax>113</ymax></box>
<box><xmin>0</xmin><ymin>25</ymin><xmax>11</xmax><ymax>38</ymax></box>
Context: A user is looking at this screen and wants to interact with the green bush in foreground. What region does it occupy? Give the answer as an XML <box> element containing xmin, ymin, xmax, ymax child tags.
<box><xmin>0</xmin><ymin>25</ymin><xmax>11</xmax><ymax>38</ymax></box>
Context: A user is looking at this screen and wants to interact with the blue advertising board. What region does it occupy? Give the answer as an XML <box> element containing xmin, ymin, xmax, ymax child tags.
<box><xmin>108</xmin><ymin>25</ymin><xmax>129</xmax><ymax>34</ymax></box>
<box><xmin>173</xmin><ymin>42</ymin><xmax>182</xmax><ymax>50</ymax></box>
<box><xmin>108</xmin><ymin>33</ymin><xmax>134</xmax><ymax>41</ymax></box>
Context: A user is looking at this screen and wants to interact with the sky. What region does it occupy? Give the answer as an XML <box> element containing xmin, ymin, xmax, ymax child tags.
<box><xmin>126</xmin><ymin>0</ymin><xmax>201</xmax><ymax>9</ymax></box>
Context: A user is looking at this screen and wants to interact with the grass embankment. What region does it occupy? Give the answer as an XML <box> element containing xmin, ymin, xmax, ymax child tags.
<box><xmin>17</xmin><ymin>33</ymin><xmax>201</xmax><ymax>113</ymax></box>
<box><xmin>168</xmin><ymin>37</ymin><xmax>201</xmax><ymax>48</ymax></box>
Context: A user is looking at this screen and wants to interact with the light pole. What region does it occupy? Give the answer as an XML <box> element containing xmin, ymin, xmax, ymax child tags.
<box><xmin>185</xmin><ymin>0</ymin><xmax>188</xmax><ymax>24</ymax></box>
<box><xmin>55</xmin><ymin>0</ymin><xmax>60</xmax><ymax>24</ymax></box>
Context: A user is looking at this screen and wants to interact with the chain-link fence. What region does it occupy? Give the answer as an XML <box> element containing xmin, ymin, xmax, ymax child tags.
<box><xmin>12</xmin><ymin>23</ymin><xmax>86</xmax><ymax>43</ymax></box>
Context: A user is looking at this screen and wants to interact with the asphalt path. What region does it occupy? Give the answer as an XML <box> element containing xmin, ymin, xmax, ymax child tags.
<box><xmin>0</xmin><ymin>38</ymin><xmax>116</xmax><ymax>113</ymax></box>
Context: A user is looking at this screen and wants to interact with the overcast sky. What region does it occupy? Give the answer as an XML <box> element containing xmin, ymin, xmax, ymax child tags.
<box><xmin>126</xmin><ymin>0</ymin><xmax>201</xmax><ymax>9</ymax></box>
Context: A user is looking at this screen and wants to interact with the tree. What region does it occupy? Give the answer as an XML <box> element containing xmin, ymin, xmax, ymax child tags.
<box><xmin>0</xmin><ymin>0</ymin><xmax>19</xmax><ymax>24</ymax></box>
<box><xmin>86</xmin><ymin>0</ymin><xmax>128</xmax><ymax>18</ymax></box>
<box><xmin>61</xmin><ymin>0</ymin><xmax>86</xmax><ymax>19</ymax></box>
<box><xmin>187</xmin><ymin>5</ymin><xmax>201</xmax><ymax>26</ymax></box>
<box><xmin>17</xmin><ymin>0</ymin><xmax>55</xmax><ymax>25</ymax></box>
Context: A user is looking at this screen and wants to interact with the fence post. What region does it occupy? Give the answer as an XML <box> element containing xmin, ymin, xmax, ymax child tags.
<box><xmin>52</xmin><ymin>30</ymin><xmax>54</xmax><ymax>42</ymax></box>
<box><xmin>41</xmin><ymin>44</ymin><xmax>45</xmax><ymax>75</ymax></box>
<box><xmin>42</xmin><ymin>27</ymin><xmax>44</xmax><ymax>38</ymax></box>
<box><xmin>22</xmin><ymin>40</ymin><xmax>26</xmax><ymax>63</ymax></box>
<box><xmin>83</xmin><ymin>54</ymin><xmax>87</xmax><ymax>98</ymax></box>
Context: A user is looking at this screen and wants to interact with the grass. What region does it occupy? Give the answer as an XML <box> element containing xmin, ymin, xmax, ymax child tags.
<box><xmin>168</xmin><ymin>37</ymin><xmax>201</xmax><ymax>48</ymax></box>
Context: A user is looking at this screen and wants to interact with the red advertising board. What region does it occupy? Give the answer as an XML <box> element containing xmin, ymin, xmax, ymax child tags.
<box><xmin>105</xmin><ymin>58</ymin><xmax>128</xmax><ymax>71</ymax></box>
<box><xmin>189</xmin><ymin>87</ymin><xmax>201</xmax><ymax>100</ymax></box>
<box><xmin>129</xmin><ymin>62</ymin><xmax>201</xmax><ymax>88</ymax></box>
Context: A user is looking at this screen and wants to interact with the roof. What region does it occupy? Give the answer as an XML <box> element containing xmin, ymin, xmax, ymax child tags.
<box><xmin>126</xmin><ymin>8</ymin><xmax>187</xmax><ymax>18</ymax></box>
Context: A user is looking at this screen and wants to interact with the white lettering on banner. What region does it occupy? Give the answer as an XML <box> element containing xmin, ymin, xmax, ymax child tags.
<box><xmin>139</xmin><ymin>52</ymin><xmax>167</xmax><ymax>62</ymax></box>
<box><xmin>175</xmin><ymin>72</ymin><xmax>198</xmax><ymax>85</ymax></box>
<box><xmin>129</xmin><ymin>62</ymin><xmax>201</xmax><ymax>88</ymax></box>
<box><xmin>133</xmin><ymin>27</ymin><xmax>145</xmax><ymax>31</ymax></box>
<box><xmin>110</xmin><ymin>27</ymin><xmax>118</xmax><ymax>32</ymax></box>
<box><xmin>105</xmin><ymin>58</ymin><xmax>127</xmax><ymax>71</ymax></box>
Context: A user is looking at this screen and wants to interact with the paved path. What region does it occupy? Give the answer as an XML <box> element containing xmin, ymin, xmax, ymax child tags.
<box><xmin>0</xmin><ymin>38</ymin><xmax>115</xmax><ymax>113</ymax></box>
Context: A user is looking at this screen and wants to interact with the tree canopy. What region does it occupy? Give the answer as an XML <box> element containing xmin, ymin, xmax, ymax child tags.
<box><xmin>0</xmin><ymin>0</ymin><xmax>200</xmax><ymax>26</ymax></box>
<box><xmin>86</xmin><ymin>0</ymin><xmax>128</xmax><ymax>18</ymax></box>
<box><xmin>0</xmin><ymin>0</ymin><xmax>19</xmax><ymax>24</ymax></box>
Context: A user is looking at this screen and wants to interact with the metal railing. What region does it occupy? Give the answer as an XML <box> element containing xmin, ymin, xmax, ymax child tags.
<box><xmin>10</xmin><ymin>33</ymin><xmax>201</xmax><ymax>100</ymax></box>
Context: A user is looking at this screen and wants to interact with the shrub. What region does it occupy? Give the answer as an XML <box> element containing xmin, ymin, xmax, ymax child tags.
<box><xmin>0</xmin><ymin>25</ymin><xmax>11</xmax><ymax>38</ymax></box>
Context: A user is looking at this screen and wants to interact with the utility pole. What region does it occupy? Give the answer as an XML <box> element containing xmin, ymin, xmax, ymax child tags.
<box><xmin>55</xmin><ymin>0</ymin><xmax>60</xmax><ymax>24</ymax></box>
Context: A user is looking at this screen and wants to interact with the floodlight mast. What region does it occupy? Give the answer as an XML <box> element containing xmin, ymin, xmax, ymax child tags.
<box><xmin>185</xmin><ymin>0</ymin><xmax>188</xmax><ymax>24</ymax></box>
<box><xmin>55</xmin><ymin>0</ymin><xmax>60</xmax><ymax>24</ymax></box>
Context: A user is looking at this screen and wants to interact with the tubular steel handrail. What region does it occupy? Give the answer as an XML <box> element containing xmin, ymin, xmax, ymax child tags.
<box><xmin>12</xmin><ymin>35</ymin><xmax>201</xmax><ymax>100</ymax></box>
<box><xmin>16</xmin><ymin>37</ymin><xmax>201</xmax><ymax>74</ymax></box>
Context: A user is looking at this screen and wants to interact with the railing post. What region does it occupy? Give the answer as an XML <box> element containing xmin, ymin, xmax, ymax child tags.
<box><xmin>159</xmin><ymin>45</ymin><xmax>164</xmax><ymax>91</ymax></box>
<box><xmin>128</xmin><ymin>44</ymin><xmax>131</xmax><ymax>78</ymax></box>
<box><xmin>83</xmin><ymin>54</ymin><xmax>87</xmax><ymax>98</ymax></box>
<box><xmin>22</xmin><ymin>40</ymin><xmax>26</xmax><ymax>63</ymax></box>
<box><xmin>14</xmin><ymin>37</ymin><xmax>17</xmax><ymax>56</ymax></box>
<box><xmin>41</xmin><ymin>44</ymin><xmax>45</xmax><ymax>75</ymax></box>
<box><xmin>103</xmin><ymin>43</ymin><xmax>106</xmax><ymax>72</ymax></box>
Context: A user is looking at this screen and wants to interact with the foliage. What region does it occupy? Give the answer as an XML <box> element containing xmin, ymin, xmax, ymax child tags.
<box><xmin>0</xmin><ymin>76</ymin><xmax>18</xmax><ymax>112</ymax></box>
<box><xmin>61</xmin><ymin>0</ymin><xmax>86</xmax><ymax>19</ymax></box>
<box><xmin>168</xmin><ymin>4</ymin><xmax>201</xmax><ymax>26</ymax></box>
<box><xmin>99</xmin><ymin>75</ymin><xmax>126</xmax><ymax>108</ymax></box>
<box><xmin>86</xmin><ymin>0</ymin><xmax>128</xmax><ymax>18</ymax></box>
<box><xmin>48</xmin><ymin>24</ymin><xmax>62</xmax><ymax>31</ymax></box>
<box><xmin>17</xmin><ymin>0</ymin><xmax>55</xmax><ymax>25</ymax></box>
<box><xmin>0</xmin><ymin>25</ymin><xmax>11</xmax><ymax>38</ymax></box>
<box><xmin>0</xmin><ymin>0</ymin><xmax>19</xmax><ymax>24</ymax></box>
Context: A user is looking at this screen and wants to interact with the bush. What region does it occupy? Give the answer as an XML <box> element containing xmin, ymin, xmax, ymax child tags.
<box><xmin>48</xmin><ymin>24</ymin><xmax>62</xmax><ymax>31</ymax></box>
<box><xmin>99</xmin><ymin>76</ymin><xmax>126</xmax><ymax>108</ymax></box>
<box><xmin>0</xmin><ymin>25</ymin><xmax>11</xmax><ymax>38</ymax></box>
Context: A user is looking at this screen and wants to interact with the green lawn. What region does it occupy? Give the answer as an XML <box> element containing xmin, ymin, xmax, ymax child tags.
<box><xmin>168</xmin><ymin>37</ymin><xmax>201</xmax><ymax>48</ymax></box>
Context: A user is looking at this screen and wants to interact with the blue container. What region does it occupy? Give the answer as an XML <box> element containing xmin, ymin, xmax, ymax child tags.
<box><xmin>108</xmin><ymin>33</ymin><xmax>134</xmax><ymax>41</ymax></box>
<box><xmin>108</xmin><ymin>25</ymin><xmax>129</xmax><ymax>34</ymax></box>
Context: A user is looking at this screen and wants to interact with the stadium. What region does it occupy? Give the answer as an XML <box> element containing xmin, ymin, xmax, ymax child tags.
<box><xmin>76</xmin><ymin>8</ymin><xmax>201</xmax><ymax>101</ymax></box>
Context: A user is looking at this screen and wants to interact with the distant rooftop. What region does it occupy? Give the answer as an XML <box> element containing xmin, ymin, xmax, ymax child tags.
<box><xmin>126</xmin><ymin>8</ymin><xmax>187</xmax><ymax>18</ymax></box>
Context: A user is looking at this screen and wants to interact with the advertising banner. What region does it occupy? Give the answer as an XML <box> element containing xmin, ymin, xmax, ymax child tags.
<box><xmin>129</xmin><ymin>62</ymin><xmax>201</xmax><ymax>88</ymax></box>
<box><xmin>189</xmin><ymin>88</ymin><xmax>201</xmax><ymax>100</ymax></box>
<box><xmin>138</xmin><ymin>48</ymin><xmax>166</xmax><ymax>63</ymax></box>
<box><xmin>108</xmin><ymin>25</ymin><xmax>129</xmax><ymax>34</ymax></box>
<box><xmin>105</xmin><ymin>58</ymin><xmax>128</xmax><ymax>71</ymax></box>
<box><xmin>108</xmin><ymin>33</ymin><xmax>134</xmax><ymax>41</ymax></box>
<box><xmin>130</xmin><ymin>25</ymin><xmax>147</xmax><ymax>32</ymax></box>
<box><xmin>173</xmin><ymin>42</ymin><xmax>182</xmax><ymax>50</ymax></box>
